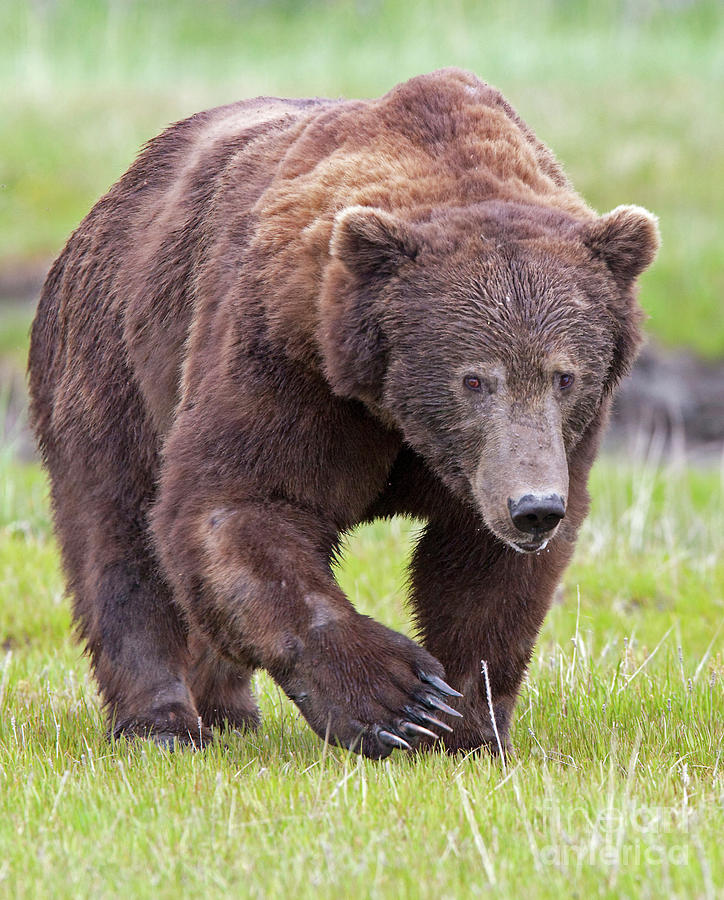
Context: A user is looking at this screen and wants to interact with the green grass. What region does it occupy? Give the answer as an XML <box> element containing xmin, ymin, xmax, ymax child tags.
<box><xmin>0</xmin><ymin>305</ymin><xmax>33</xmax><ymax>373</ymax></box>
<box><xmin>0</xmin><ymin>448</ymin><xmax>721</xmax><ymax>899</ymax></box>
<box><xmin>1</xmin><ymin>0</ymin><xmax>724</xmax><ymax>355</ymax></box>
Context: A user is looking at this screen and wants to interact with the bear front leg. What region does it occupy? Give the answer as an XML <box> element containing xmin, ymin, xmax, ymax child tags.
<box><xmin>152</xmin><ymin>495</ymin><xmax>461</xmax><ymax>759</ymax></box>
<box><xmin>409</xmin><ymin>515</ymin><xmax>576</xmax><ymax>755</ymax></box>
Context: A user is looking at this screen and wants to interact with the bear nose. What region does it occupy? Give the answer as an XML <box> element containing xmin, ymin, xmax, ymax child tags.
<box><xmin>508</xmin><ymin>493</ymin><xmax>566</xmax><ymax>534</ymax></box>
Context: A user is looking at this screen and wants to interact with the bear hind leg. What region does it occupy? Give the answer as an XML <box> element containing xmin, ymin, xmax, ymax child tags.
<box><xmin>93</xmin><ymin>560</ymin><xmax>211</xmax><ymax>747</ymax></box>
<box><xmin>187</xmin><ymin>635</ymin><xmax>261</xmax><ymax>733</ymax></box>
<box><xmin>48</xmin><ymin>469</ymin><xmax>209</xmax><ymax>748</ymax></box>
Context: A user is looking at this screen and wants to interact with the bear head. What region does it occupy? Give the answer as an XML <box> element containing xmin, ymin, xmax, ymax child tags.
<box><xmin>318</xmin><ymin>200</ymin><xmax>659</xmax><ymax>552</ymax></box>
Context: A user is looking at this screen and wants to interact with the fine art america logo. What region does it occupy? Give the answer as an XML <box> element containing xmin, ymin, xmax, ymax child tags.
<box><xmin>538</xmin><ymin>800</ymin><xmax>692</xmax><ymax>869</ymax></box>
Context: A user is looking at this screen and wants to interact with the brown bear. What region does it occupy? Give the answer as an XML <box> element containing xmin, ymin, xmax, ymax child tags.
<box><xmin>28</xmin><ymin>68</ymin><xmax>659</xmax><ymax>758</ymax></box>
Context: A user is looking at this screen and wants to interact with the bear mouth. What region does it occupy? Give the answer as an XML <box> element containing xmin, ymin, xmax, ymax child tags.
<box><xmin>507</xmin><ymin>537</ymin><xmax>551</xmax><ymax>554</ymax></box>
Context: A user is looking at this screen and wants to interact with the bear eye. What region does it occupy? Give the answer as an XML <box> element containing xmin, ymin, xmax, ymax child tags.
<box><xmin>463</xmin><ymin>374</ymin><xmax>482</xmax><ymax>392</ymax></box>
<box><xmin>556</xmin><ymin>372</ymin><xmax>575</xmax><ymax>391</ymax></box>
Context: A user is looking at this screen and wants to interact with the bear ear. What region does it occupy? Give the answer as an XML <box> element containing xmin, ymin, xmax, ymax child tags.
<box><xmin>330</xmin><ymin>206</ymin><xmax>420</xmax><ymax>277</ymax></box>
<box><xmin>582</xmin><ymin>205</ymin><xmax>660</xmax><ymax>286</ymax></box>
<box><xmin>581</xmin><ymin>206</ymin><xmax>658</xmax><ymax>393</ymax></box>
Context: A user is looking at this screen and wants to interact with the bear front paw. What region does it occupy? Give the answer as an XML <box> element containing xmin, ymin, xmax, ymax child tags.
<box><xmin>278</xmin><ymin>616</ymin><xmax>463</xmax><ymax>759</ymax></box>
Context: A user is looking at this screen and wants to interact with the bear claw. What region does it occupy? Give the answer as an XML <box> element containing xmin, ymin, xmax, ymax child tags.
<box><xmin>377</xmin><ymin>729</ymin><xmax>413</xmax><ymax>751</ymax></box>
<box><xmin>419</xmin><ymin>672</ymin><xmax>463</xmax><ymax>698</ymax></box>
<box><xmin>403</xmin><ymin>705</ymin><xmax>455</xmax><ymax>734</ymax></box>
<box><xmin>420</xmin><ymin>693</ymin><xmax>463</xmax><ymax>718</ymax></box>
<box><xmin>399</xmin><ymin>721</ymin><xmax>439</xmax><ymax>741</ymax></box>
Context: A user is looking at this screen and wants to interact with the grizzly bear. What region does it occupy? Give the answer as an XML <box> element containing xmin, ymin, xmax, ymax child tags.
<box><xmin>28</xmin><ymin>68</ymin><xmax>659</xmax><ymax>758</ymax></box>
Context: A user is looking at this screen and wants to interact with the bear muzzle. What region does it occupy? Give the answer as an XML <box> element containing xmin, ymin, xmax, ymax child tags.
<box><xmin>508</xmin><ymin>492</ymin><xmax>566</xmax><ymax>534</ymax></box>
<box><xmin>507</xmin><ymin>492</ymin><xmax>566</xmax><ymax>552</ymax></box>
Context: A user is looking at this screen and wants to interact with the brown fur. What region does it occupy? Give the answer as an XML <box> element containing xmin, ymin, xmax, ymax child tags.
<box><xmin>28</xmin><ymin>70</ymin><xmax>659</xmax><ymax>757</ymax></box>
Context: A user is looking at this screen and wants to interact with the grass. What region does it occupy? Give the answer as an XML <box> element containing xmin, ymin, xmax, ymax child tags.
<box><xmin>1</xmin><ymin>0</ymin><xmax>724</xmax><ymax>355</ymax></box>
<box><xmin>0</xmin><ymin>305</ymin><xmax>34</xmax><ymax>373</ymax></box>
<box><xmin>0</xmin><ymin>445</ymin><xmax>721</xmax><ymax>898</ymax></box>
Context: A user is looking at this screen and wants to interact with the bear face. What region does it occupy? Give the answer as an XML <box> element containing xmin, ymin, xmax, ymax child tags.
<box><xmin>320</xmin><ymin>200</ymin><xmax>659</xmax><ymax>552</ymax></box>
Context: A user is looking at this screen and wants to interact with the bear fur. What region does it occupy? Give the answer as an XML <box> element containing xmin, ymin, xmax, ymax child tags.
<box><xmin>28</xmin><ymin>69</ymin><xmax>659</xmax><ymax>757</ymax></box>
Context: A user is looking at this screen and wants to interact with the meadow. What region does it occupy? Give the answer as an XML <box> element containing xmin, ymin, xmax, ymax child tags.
<box><xmin>0</xmin><ymin>1</ymin><xmax>722</xmax><ymax>897</ymax></box>
<box><xmin>2</xmin><ymin>0</ymin><xmax>724</xmax><ymax>354</ymax></box>
<box><xmin>0</xmin><ymin>447</ymin><xmax>721</xmax><ymax>898</ymax></box>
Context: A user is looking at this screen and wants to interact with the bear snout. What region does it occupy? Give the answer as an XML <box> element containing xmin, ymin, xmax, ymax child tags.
<box><xmin>507</xmin><ymin>493</ymin><xmax>566</xmax><ymax>536</ymax></box>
